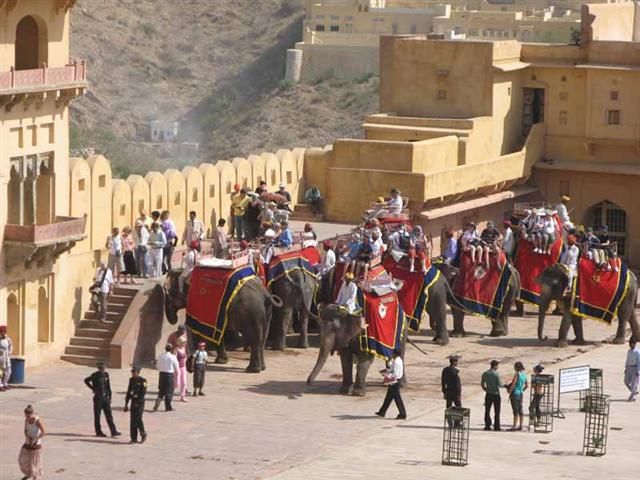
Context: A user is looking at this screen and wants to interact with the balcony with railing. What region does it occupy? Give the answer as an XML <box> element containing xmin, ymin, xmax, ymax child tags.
<box><xmin>0</xmin><ymin>61</ymin><xmax>88</xmax><ymax>110</ymax></box>
<box><xmin>3</xmin><ymin>215</ymin><xmax>87</xmax><ymax>270</ymax></box>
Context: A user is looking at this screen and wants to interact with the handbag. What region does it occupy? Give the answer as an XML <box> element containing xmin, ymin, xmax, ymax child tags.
<box><xmin>383</xmin><ymin>373</ymin><xmax>395</xmax><ymax>385</ymax></box>
<box><xmin>186</xmin><ymin>354</ymin><xmax>195</xmax><ymax>374</ymax></box>
<box><xmin>89</xmin><ymin>267</ymin><xmax>108</xmax><ymax>294</ymax></box>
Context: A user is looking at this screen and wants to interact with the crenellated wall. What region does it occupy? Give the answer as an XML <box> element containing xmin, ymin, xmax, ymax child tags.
<box><xmin>67</xmin><ymin>148</ymin><xmax>306</xmax><ymax>245</ymax></box>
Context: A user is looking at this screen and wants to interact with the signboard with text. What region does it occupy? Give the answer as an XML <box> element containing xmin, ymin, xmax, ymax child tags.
<box><xmin>558</xmin><ymin>365</ymin><xmax>590</xmax><ymax>394</ymax></box>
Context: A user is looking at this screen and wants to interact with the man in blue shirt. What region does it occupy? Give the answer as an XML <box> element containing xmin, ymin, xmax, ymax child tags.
<box><xmin>276</xmin><ymin>221</ymin><xmax>293</xmax><ymax>248</ymax></box>
<box><xmin>442</xmin><ymin>229</ymin><xmax>457</xmax><ymax>264</ymax></box>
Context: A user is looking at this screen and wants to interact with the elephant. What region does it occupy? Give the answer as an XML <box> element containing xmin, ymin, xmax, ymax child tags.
<box><xmin>269</xmin><ymin>268</ymin><xmax>318</xmax><ymax>350</ymax></box>
<box><xmin>317</xmin><ymin>263</ymin><xmax>459</xmax><ymax>346</ymax></box>
<box><xmin>163</xmin><ymin>270</ymin><xmax>281</xmax><ymax>373</ymax></box>
<box><xmin>434</xmin><ymin>261</ymin><xmax>521</xmax><ymax>337</ymax></box>
<box><xmin>306</xmin><ymin>304</ymin><xmax>406</xmax><ymax>396</ymax></box>
<box><xmin>535</xmin><ymin>264</ymin><xmax>639</xmax><ymax>346</ymax></box>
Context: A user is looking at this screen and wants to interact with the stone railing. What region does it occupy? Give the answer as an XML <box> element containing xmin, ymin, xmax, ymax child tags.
<box><xmin>0</xmin><ymin>62</ymin><xmax>87</xmax><ymax>92</ymax></box>
<box><xmin>4</xmin><ymin>216</ymin><xmax>87</xmax><ymax>245</ymax></box>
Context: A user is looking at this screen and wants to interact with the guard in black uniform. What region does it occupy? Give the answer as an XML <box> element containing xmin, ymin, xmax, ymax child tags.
<box><xmin>84</xmin><ymin>362</ymin><xmax>121</xmax><ymax>438</ymax></box>
<box><xmin>124</xmin><ymin>366</ymin><xmax>147</xmax><ymax>444</ymax></box>
<box><xmin>441</xmin><ymin>354</ymin><xmax>462</xmax><ymax>408</ymax></box>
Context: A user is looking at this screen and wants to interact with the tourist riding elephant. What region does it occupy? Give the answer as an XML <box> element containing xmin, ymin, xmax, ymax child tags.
<box><xmin>317</xmin><ymin>265</ymin><xmax>458</xmax><ymax>346</ymax></box>
<box><xmin>306</xmin><ymin>304</ymin><xmax>406</xmax><ymax>396</ymax></box>
<box><xmin>163</xmin><ymin>270</ymin><xmax>282</xmax><ymax>373</ymax></box>
<box><xmin>535</xmin><ymin>264</ymin><xmax>639</xmax><ymax>346</ymax></box>
<box><xmin>269</xmin><ymin>269</ymin><xmax>317</xmax><ymax>350</ymax></box>
<box><xmin>434</xmin><ymin>261</ymin><xmax>521</xmax><ymax>337</ymax></box>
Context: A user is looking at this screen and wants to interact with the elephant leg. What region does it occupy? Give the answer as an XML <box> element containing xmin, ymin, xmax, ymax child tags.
<box><xmin>297</xmin><ymin>311</ymin><xmax>310</xmax><ymax>349</ymax></box>
<box><xmin>246</xmin><ymin>340</ymin><xmax>262</xmax><ymax>373</ymax></box>
<box><xmin>537</xmin><ymin>297</ymin><xmax>551</xmax><ymax>341</ymax></box>
<box><xmin>556</xmin><ymin>312</ymin><xmax>573</xmax><ymax>347</ymax></box>
<box><xmin>353</xmin><ymin>353</ymin><xmax>373</xmax><ymax>397</ymax></box>
<box><xmin>612</xmin><ymin>313</ymin><xmax>627</xmax><ymax>345</ymax></box>
<box><xmin>570</xmin><ymin>316</ymin><xmax>586</xmax><ymax>346</ymax></box>
<box><xmin>450</xmin><ymin>309</ymin><xmax>466</xmax><ymax>338</ymax></box>
<box><xmin>273</xmin><ymin>307</ymin><xmax>293</xmax><ymax>351</ymax></box>
<box><xmin>215</xmin><ymin>341</ymin><xmax>229</xmax><ymax>364</ymax></box>
<box><xmin>513</xmin><ymin>299</ymin><xmax>524</xmax><ymax>317</ymax></box>
<box><xmin>340</xmin><ymin>351</ymin><xmax>354</xmax><ymax>395</ymax></box>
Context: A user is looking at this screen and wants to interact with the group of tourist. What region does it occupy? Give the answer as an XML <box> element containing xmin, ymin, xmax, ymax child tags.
<box><xmin>437</xmin><ymin>195</ymin><xmax>618</xmax><ymax>280</ymax></box>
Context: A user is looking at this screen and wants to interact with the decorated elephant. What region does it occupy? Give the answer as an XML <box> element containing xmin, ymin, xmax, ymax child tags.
<box><xmin>163</xmin><ymin>270</ymin><xmax>281</xmax><ymax>373</ymax></box>
<box><xmin>535</xmin><ymin>264</ymin><xmax>638</xmax><ymax>346</ymax></box>
<box><xmin>434</xmin><ymin>261</ymin><xmax>521</xmax><ymax>337</ymax></box>
<box><xmin>269</xmin><ymin>268</ymin><xmax>317</xmax><ymax>350</ymax></box>
<box><xmin>306</xmin><ymin>304</ymin><xmax>405</xmax><ymax>396</ymax></box>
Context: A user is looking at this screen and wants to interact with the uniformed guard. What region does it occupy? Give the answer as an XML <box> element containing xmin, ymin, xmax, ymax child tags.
<box><xmin>441</xmin><ymin>354</ymin><xmax>462</xmax><ymax>408</ymax></box>
<box><xmin>84</xmin><ymin>361</ymin><xmax>121</xmax><ymax>438</ymax></box>
<box><xmin>124</xmin><ymin>366</ymin><xmax>147</xmax><ymax>444</ymax></box>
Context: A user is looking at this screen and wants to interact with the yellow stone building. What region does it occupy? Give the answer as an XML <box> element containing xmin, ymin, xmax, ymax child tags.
<box><xmin>305</xmin><ymin>2</ymin><xmax>640</xmax><ymax>267</ymax></box>
<box><xmin>292</xmin><ymin>0</ymin><xmax>635</xmax><ymax>82</ymax></box>
<box><xmin>0</xmin><ymin>0</ymin><xmax>305</xmax><ymax>368</ymax></box>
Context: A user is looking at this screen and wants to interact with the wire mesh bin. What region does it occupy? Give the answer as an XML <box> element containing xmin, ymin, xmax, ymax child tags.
<box><xmin>442</xmin><ymin>407</ymin><xmax>470</xmax><ymax>466</ymax></box>
<box><xmin>529</xmin><ymin>373</ymin><xmax>554</xmax><ymax>433</ymax></box>
<box><xmin>582</xmin><ymin>394</ymin><xmax>609</xmax><ymax>457</ymax></box>
<box><xmin>579</xmin><ymin>368</ymin><xmax>603</xmax><ymax>411</ymax></box>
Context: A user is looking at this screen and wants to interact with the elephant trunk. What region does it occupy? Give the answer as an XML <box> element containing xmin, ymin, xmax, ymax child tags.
<box><xmin>307</xmin><ymin>342</ymin><xmax>331</xmax><ymax>386</ymax></box>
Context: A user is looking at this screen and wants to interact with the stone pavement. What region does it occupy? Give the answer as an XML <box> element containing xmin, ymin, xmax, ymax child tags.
<box><xmin>1</xmin><ymin>307</ymin><xmax>638</xmax><ymax>479</ymax></box>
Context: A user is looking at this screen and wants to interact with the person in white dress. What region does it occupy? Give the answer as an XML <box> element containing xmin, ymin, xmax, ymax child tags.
<box><xmin>386</xmin><ymin>188</ymin><xmax>404</xmax><ymax>215</ymax></box>
<box><xmin>182</xmin><ymin>211</ymin><xmax>205</xmax><ymax>247</ymax></box>
<box><xmin>336</xmin><ymin>272</ymin><xmax>367</xmax><ymax>329</ymax></box>
<box><xmin>625</xmin><ymin>337</ymin><xmax>640</xmax><ymax>402</ymax></box>
<box><xmin>179</xmin><ymin>241</ymin><xmax>199</xmax><ymax>294</ymax></box>
<box><xmin>555</xmin><ymin>195</ymin><xmax>575</xmax><ymax>236</ymax></box>
<box><xmin>560</xmin><ymin>234</ymin><xmax>579</xmax><ymax>292</ymax></box>
<box><xmin>0</xmin><ymin>325</ymin><xmax>13</xmax><ymax>390</ymax></box>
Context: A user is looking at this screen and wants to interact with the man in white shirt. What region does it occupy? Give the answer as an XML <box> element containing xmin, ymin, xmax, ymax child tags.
<box><xmin>336</xmin><ymin>272</ymin><xmax>359</xmax><ymax>314</ymax></box>
<box><xmin>386</xmin><ymin>188</ymin><xmax>404</xmax><ymax>215</ymax></box>
<box><xmin>625</xmin><ymin>337</ymin><xmax>640</xmax><ymax>402</ymax></box>
<box><xmin>92</xmin><ymin>262</ymin><xmax>114</xmax><ymax>321</ymax></box>
<box><xmin>560</xmin><ymin>235</ymin><xmax>579</xmax><ymax>289</ymax></box>
<box><xmin>261</xmin><ymin>229</ymin><xmax>276</xmax><ymax>265</ymax></box>
<box><xmin>132</xmin><ymin>220</ymin><xmax>150</xmax><ymax>278</ymax></box>
<box><xmin>555</xmin><ymin>195</ymin><xmax>574</xmax><ymax>232</ymax></box>
<box><xmin>182</xmin><ymin>211</ymin><xmax>205</xmax><ymax>247</ymax></box>
<box><xmin>148</xmin><ymin>223</ymin><xmax>167</xmax><ymax>277</ymax></box>
<box><xmin>502</xmin><ymin>220</ymin><xmax>515</xmax><ymax>262</ymax></box>
<box><xmin>375</xmin><ymin>351</ymin><xmax>407</xmax><ymax>419</ymax></box>
<box><xmin>154</xmin><ymin>344</ymin><xmax>179</xmax><ymax>412</ymax></box>
<box><xmin>319</xmin><ymin>241</ymin><xmax>336</xmax><ymax>277</ymax></box>
<box><xmin>179</xmin><ymin>241</ymin><xmax>199</xmax><ymax>294</ymax></box>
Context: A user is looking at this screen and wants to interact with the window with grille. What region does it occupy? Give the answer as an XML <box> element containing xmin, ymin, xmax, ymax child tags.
<box><xmin>330</xmin><ymin>25</ymin><xmax>339</xmax><ymax>32</ymax></box>
<box><xmin>437</xmin><ymin>90</ymin><xmax>447</xmax><ymax>100</ymax></box>
<box><xmin>174</xmin><ymin>192</ymin><xmax>181</xmax><ymax>206</ymax></box>
<box><xmin>610</xmin><ymin>91</ymin><xmax>619</xmax><ymax>101</ymax></box>
<box><xmin>209</xmin><ymin>185</ymin><xmax>216</xmax><ymax>198</ymax></box>
<box><xmin>607</xmin><ymin>110</ymin><xmax>620</xmax><ymax>125</ymax></box>
<box><xmin>98</xmin><ymin>174</ymin><xmax>106</xmax><ymax>188</ymax></box>
<box><xmin>192</xmin><ymin>188</ymin><xmax>198</xmax><ymax>202</ymax></box>
<box><xmin>589</xmin><ymin>201</ymin><xmax>627</xmax><ymax>256</ymax></box>
<box><xmin>315</xmin><ymin>24</ymin><xmax>325</xmax><ymax>31</ymax></box>
<box><xmin>156</xmin><ymin>195</ymin><xmax>163</xmax><ymax>209</ymax></box>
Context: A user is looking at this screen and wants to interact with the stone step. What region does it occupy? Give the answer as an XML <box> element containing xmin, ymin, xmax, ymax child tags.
<box><xmin>65</xmin><ymin>344</ymin><xmax>110</xmax><ymax>357</ymax></box>
<box><xmin>69</xmin><ymin>336</ymin><xmax>110</xmax><ymax>348</ymax></box>
<box><xmin>103</xmin><ymin>294</ymin><xmax>135</xmax><ymax>306</ymax></box>
<box><xmin>74</xmin><ymin>327</ymin><xmax>113</xmax><ymax>339</ymax></box>
<box><xmin>78</xmin><ymin>319</ymin><xmax>119</xmax><ymax>330</ymax></box>
<box><xmin>61</xmin><ymin>353</ymin><xmax>109</xmax><ymax>367</ymax></box>
<box><xmin>84</xmin><ymin>310</ymin><xmax>125</xmax><ymax>322</ymax></box>
<box><xmin>112</xmin><ymin>287</ymin><xmax>139</xmax><ymax>298</ymax></box>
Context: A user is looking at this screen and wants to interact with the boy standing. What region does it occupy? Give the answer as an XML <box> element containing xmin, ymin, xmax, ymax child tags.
<box><xmin>192</xmin><ymin>341</ymin><xmax>208</xmax><ymax>396</ymax></box>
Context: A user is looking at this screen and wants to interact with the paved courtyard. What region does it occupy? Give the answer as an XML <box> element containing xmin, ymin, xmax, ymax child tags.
<box><xmin>1</xmin><ymin>304</ymin><xmax>639</xmax><ymax>479</ymax></box>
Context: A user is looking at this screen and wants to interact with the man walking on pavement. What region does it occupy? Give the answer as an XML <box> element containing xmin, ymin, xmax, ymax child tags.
<box><xmin>84</xmin><ymin>362</ymin><xmax>121</xmax><ymax>438</ymax></box>
<box><xmin>154</xmin><ymin>344</ymin><xmax>179</xmax><ymax>412</ymax></box>
<box><xmin>442</xmin><ymin>355</ymin><xmax>462</xmax><ymax>408</ymax></box>
<box><xmin>481</xmin><ymin>359</ymin><xmax>502</xmax><ymax>431</ymax></box>
<box><xmin>625</xmin><ymin>336</ymin><xmax>640</xmax><ymax>402</ymax></box>
<box><xmin>124</xmin><ymin>366</ymin><xmax>148</xmax><ymax>444</ymax></box>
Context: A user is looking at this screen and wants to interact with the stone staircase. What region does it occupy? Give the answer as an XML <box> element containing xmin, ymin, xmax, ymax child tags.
<box><xmin>291</xmin><ymin>203</ymin><xmax>324</xmax><ymax>223</ymax></box>
<box><xmin>61</xmin><ymin>285</ymin><xmax>139</xmax><ymax>366</ymax></box>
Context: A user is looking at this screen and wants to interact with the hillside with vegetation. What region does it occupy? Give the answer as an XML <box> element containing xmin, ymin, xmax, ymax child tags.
<box><xmin>70</xmin><ymin>0</ymin><xmax>378</xmax><ymax>177</ymax></box>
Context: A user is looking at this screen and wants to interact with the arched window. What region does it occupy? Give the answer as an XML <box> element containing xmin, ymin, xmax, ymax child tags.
<box><xmin>15</xmin><ymin>16</ymin><xmax>47</xmax><ymax>70</ymax></box>
<box><xmin>586</xmin><ymin>201</ymin><xmax>628</xmax><ymax>256</ymax></box>
<box><xmin>7</xmin><ymin>293</ymin><xmax>21</xmax><ymax>356</ymax></box>
<box><xmin>37</xmin><ymin>286</ymin><xmax>50</xmax><ymax>343</ymax></box>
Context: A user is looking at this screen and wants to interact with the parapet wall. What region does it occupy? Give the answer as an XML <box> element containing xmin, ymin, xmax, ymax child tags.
<box><xmin>68</xmin><ymin>148</ymin><xmax>306</xmax><ymax>251</ymax></box>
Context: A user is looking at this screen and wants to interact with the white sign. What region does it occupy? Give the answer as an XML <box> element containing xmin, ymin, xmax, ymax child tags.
<box><xmin>559</xmin><ymin>365</ymin><xmax>590</xmax><ymax>394</ymax></box>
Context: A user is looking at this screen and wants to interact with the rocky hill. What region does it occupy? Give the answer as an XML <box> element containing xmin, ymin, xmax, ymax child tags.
<box><xmin>70</xmin><ymin>0</ymin><xmax>378</xmax><ymax>176</ymax></box>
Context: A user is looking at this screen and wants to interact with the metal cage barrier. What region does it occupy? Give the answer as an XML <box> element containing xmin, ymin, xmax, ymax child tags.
<box><xmin>529</xmin><ymin>374</ymin><xmax>555</xmax><ymax>433</ymax></box>
<box><xmin>582</xmin><ymin>394</ymin><xmax>609</xmax><ymax>457</ymax></box>
<box><xmin>442</xmin><ymin>407</ymin><xmax>470</xmax><ymax>467</ymax></box>
<box><xmin>579</xmin><ymin>368</ymin><xmax>604</xmax><ymax>412</ymax></box>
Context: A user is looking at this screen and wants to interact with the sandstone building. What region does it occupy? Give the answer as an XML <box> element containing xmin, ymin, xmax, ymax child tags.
<box><xmin>291</xmin><ymin>0</ymin><xmax>636</xmax><ymax>81</ymax></box>
<box><xmin>304</xmin><ymin>2</ymin><xmax>640</xmax><ymax>266</ymax></box>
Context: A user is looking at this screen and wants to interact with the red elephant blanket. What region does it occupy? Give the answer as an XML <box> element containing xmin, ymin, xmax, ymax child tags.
<box><xmin>357</xmin><ymin>290</ymin><xmax>405</xmax><ymax>361</ymax></box>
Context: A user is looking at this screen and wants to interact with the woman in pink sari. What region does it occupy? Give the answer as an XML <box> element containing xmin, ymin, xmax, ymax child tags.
<box><xmin>174</xmin><ymin>337</ymin><xmax>189</xmax><ymax>402</ymax></box>
<box><xmin>19</xmin><ymin>404</ymin><xmax>45</xmax><ymax>480</ymax></box>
